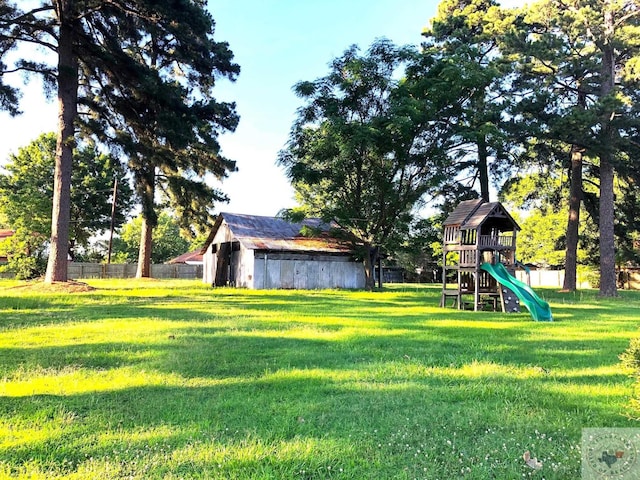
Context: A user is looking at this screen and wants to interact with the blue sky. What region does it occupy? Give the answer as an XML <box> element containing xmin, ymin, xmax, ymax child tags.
<box><xmin>0</xmin><ymin>1</ymin><xmax>448</xmax><ymax>217</ymax></box>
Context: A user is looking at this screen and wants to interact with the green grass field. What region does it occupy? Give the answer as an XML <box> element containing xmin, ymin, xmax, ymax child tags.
<box><xmin>0</xmin><ymin>279</ymin><xmax>638</xmax><ymax>479</ymax></box>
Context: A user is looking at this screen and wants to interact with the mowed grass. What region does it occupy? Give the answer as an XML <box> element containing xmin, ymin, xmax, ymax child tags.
<box><xmin>0</xmin><ymin>279</ymin><xmax>638</xmax><ymax>479</ymax></box>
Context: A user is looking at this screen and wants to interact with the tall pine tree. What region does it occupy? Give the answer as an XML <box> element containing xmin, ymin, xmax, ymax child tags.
<box><xmin>506</xmin><ymin>0</ymin><xmax>640</xmax><ymax>295</ymax></box>
<box><xmin>1</xmin><ymin>0</ymin><xmax>239</xmax><ymax>282</ymax></box>
<box><xmin>422</xmin><ymin>0</ymin><xmax>512</xmax><ymax>202</ymax></box>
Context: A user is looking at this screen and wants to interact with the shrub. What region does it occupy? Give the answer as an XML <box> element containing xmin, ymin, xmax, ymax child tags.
<box><xmin>577</xmin><ymin>265</ymin><xmax>600</xmax><ymax>289</ymax></box>
<box><xmin>621</xmin><ymin>337</ymin><xmax>640</xmax><ymax>372</ymax></box>
<box><xmin>621</xmin><ymin>337</ymin><xmax>640</xmax><ymax>415</ymax></box>
<box><xmin>0</xmin><ymin>228</ymin><xmax>48</xmax><ymax>280</ymax></box>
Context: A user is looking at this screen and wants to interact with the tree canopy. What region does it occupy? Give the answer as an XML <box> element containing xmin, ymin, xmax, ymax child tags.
<box><xmin>502</xmin><ymin>0</ymin><xmax>640</xmax><ymax>295</ymax></box>
<box><xmin>111</xmin><ymin>212</ymin><xmax>190</xmax><ymax>265</ymax></box>
<box><xmin>1</xmin><ymin>0</ymin><xmax>639</xmax><ymax>290</ymax></box>
<box><xmin>1</xmin><ymin>0</ymin><xmax>239</xmax><ymax>281</ymax></box>
<box><xmin>0</xmin><ymin>133</ymin><xmax>133</xmax><ymax>259</ymax></box>
<box><xmin>279</xmin><ymin>39</ymin><xmax>452</xmax><ymax>289</ymax></box>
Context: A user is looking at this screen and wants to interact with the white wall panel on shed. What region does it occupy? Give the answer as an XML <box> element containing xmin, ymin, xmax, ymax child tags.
<box><xmin>305</xmin><ymin>261</ymin><xmax>319</xmax><ymax>290</ymax></box>
<box><xmin>266</xmin><ymin>256</ymin><xmax>281</xmax><ymax>289</ymax></box>
<box><xmin>281</xmin><ymin>260</ymin><xmax>295</xmax><ymax>289</ymax></box>
<box><xmin>293</xmin><ymin>261</ymin><xmax>308</xmax><ymax>289</ymax></box>
<box><xmin>243</xmin><ymin>253</ymin><xmax>365</xmax><ymax>290</ymax></box>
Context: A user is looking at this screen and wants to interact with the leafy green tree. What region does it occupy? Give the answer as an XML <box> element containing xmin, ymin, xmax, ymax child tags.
<box><xmin>1</xmin><ymin>0</ymin><xmax>238</xmax><ymax>282</ymax></box>
<box><xmin>0</xmin><ymin>227</ymin><xmax>48</xmax><ymax>279</ymax></box>
<box><xmin>614</xmin><ymin>175</ymin><xmax>640</xmax><ymax>266</ymax></box>
<box><xmin>0</xmin><ymin>133</ymin><xmax>133</xmax><ymax>260</ymax></box>
<box><xmin>422</xmin><ymin>0</ymin><xmax>513</xmax><ymax>202</ymax></box>
<box><xmin>391</xmin><ymin>217</ymin><xmax>441</xmax><ymax>282</ymax></box>
<box><xmin>112</xmin><ymin>212</ymin><xmax>190</xmax><ymax>265</ymax></box>
<box><xmin>279</xmin><ymin>39</ymin><xmax>447</xmax><ymax>289</ymax></box>
<box><xmin>516</xmin><ymin>210</ymin><xmax>567</xmax><ymax>267</ymax></box>
<box><xmin>0</xmin><ymin>135</ymin><xmax>54</xmax><ymax>237</ymax></box>
<box><xmin>500</xmin><ymin>171</ymin><xmax>599</xmax><ymax>268</ymax></box>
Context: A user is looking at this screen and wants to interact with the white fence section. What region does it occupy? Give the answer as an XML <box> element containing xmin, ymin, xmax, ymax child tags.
<box><xmin>515</xmin><ymin>269</ymin><xmax>593</xmax><ymax>289</ymax></box>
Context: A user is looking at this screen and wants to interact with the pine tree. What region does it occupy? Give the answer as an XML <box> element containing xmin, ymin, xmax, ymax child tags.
<box><xmin>504</xmin><ymin>0</ymin><xmax>640</xmax><ymax>294</ymax></box>
<box><xmin>1</xmin><ymin>0</ymin><xmax>239</xmax><ymax>282</ymax></box>
<box><xmin>422</xmin><ymin>0</ymin><xmax>513</xmax><ymax>202</ymax></box>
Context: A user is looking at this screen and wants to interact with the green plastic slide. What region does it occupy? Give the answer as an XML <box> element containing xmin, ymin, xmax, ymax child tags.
<box><xmin>480</xmin><ymin>262</ymin><xmax>553</xmax><ymax>321</ymax></box>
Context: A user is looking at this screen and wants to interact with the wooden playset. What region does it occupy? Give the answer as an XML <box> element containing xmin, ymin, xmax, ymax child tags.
<box><xmin>440</xmin><ymin>199</ymin><xmax>521</xmax><ymax>312</ymax></box>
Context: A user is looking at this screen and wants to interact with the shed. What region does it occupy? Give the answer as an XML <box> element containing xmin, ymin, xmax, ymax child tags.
<box><xmin>200</xmin><ymin>213</ymin><xmax>366</xmax><ymax>289</ymax></box>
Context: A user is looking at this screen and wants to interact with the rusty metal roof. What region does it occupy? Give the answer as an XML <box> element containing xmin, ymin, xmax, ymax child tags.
<box><xmin>166</xmin><ymin>250</ymin><xmax>203</xmax><ymax>264</ymax></box>
<box><xmin>202</xmin><ymin>213</ymin><xmax>354</xmax><ymax>254</ymax></box>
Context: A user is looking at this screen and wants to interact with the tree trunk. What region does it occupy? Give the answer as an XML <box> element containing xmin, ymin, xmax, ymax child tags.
<box><xmin>599</xmin><ymin>155</ymin><xmax>617</xmax><ymax>296</ymax></box>
<box><xmin>477</xmin><ymin>134</ymin><xmax>490</xmax><ymax>202</ymax></box>
<box><xmin>563</xmin><ymin>84</ymin><xmax>587</xmax><ymax>292</ymax></box>
<box><xmin>562</xmin><ymin>146</ymin><xmax>583</xmax><ymax>292</ymax></box>
<box><xmin>45</xmin><ymin>4</ymin><xmax>78</xmax><ymax>283</ymax></box>
<box><xmin>136</xmin><ymin>167</ymin><xmax>157</xmax><ymax>278</ymax></box>
<box><xmin>598</xmin><ymin>6</ymin><xmax>618</xmax><ymax>297</ymax></box>
<box><xmin>136</xmin><ymin>216</ymin><xmax>153</xmax><ymax>278</ymax></box>
<box><xmin>362</xmin><ymin>244</ymin><xmax>378</xmax><ymax>291</ymax></box>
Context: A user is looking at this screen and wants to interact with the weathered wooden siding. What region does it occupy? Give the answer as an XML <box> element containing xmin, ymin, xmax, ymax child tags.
<box><xmin>253</xmin><ymin>253</ymin><xmax>365</xmax><ymax>290</ymax></box>
<box><xmin>203</xmin><ymin>243</ymin><xmax>214</xmax><ymax>284</ymax></box>
<box><xmin>236</xmin><ymin>246</ymin><xmax>254</xmax><ymax>288</ymax></box>
<box><xmin>204</xmin><ymin>243</ymin><xmax>254</xmax><ymax>288</ymax></box>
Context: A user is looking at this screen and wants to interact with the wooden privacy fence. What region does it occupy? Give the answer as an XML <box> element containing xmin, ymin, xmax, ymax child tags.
<box><xmin>67</xmin><ymin>262</ymin><xmax>203</xmax><ymax>279</ymax></box>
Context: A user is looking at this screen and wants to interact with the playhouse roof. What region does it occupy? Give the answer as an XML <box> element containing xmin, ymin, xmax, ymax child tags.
<box><xmin>442</xmin><ymin>199</ymin><xmax>484</xmax><ymax>227</ymax></box>
<box><xmin>201</xmin><ymin>213</ymin><xmax>355</xmax><ymax>254</ymax></box>
<box><xmin>443</xmin><ymin>200</ymin><xmax>520</xmax><ymax>231</ymax></box>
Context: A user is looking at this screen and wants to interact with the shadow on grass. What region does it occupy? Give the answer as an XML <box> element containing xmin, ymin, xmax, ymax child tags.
<box><xmin>1</xmin><ymin>321</ymin><xmax>627</xmax><ymax>379</ymax></box>
<box><xmin>0</xmin><ymin>303</ymin><xmax>633</xmax><ymax>378</ymax></box>
<box><xmin>0</xmin><ymin>341</ymin><xmax>158</xmax><ymax>373</ymax></box>
<box><xmin>2</xmin><ymin>285</ymin><xmax>636</xmax><ymax>332</ymax></box>
<box><xmin>0</xmin><ymin>364</ymin><xmax>631</xmax><ymax>475</ymax></box>
<box><xmin>0</xmin><ymin>284</ymin><xmax>638</xmax><ymax>477</ymax></box>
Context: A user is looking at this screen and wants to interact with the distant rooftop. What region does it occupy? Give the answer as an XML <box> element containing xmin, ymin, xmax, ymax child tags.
<box><xmin>0</xmin><ymin>229</ymin><xmax>14</xmax><ymax>240</ymax></box>
<box><xmin>167</xmin><ymin>250</ymin><xmax>203</xmax><ymax>264</ymax></box>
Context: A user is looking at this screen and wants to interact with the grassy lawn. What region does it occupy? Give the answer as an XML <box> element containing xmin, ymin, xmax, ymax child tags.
<box><xmin>0</xmin><ymin>279</ymin><xmax>638</xmax><ymax>479</ymax></box>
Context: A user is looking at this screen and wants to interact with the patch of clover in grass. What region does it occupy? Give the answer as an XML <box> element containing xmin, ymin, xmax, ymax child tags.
<box><xmin>367</xmin><ymin>418</ymin><xmax>581</xmax><ymax>479</ymax></box>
